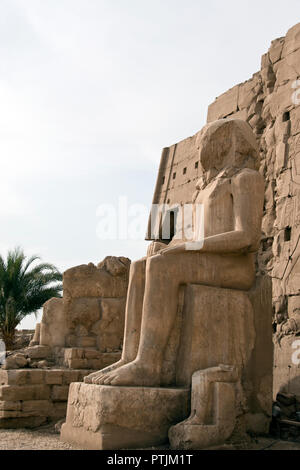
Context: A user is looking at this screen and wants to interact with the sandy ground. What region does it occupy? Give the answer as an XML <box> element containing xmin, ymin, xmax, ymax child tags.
<box><xmin>0</xmin><ymin>425</ymin><xmax>300</xmax><ymax>450</ymax></box>
<box><xmin>0</xmin><ymin>424</ymin><xmax>84</xmax><ymax>450</ymax></box>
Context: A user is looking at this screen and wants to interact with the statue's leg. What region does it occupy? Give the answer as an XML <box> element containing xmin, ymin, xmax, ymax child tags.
<box><xmin>97</xmin><ymin>252</ymin><xmax>254</xmax><ymax>386</ymax></box>
<box><xmin>98</xmin><ymin>253</ymin><xmax>184</xmax><ymax>386</ymax></box>
<box><xmin>84</xmin><ymin>257</ymin><xmax>146</xmax><ymax>384</ymax></box>
<box><xmin>121</xmin><ymin>257</ymin><xmax>147</xmax><ymax>361</ymax></box>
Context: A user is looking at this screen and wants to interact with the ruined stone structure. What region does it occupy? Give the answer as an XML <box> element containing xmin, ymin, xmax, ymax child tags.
<box><xmin>61</xmin><ymin>119</ymin><xmax>273</xmax><ymax>450</ymax></box>
<box><xmin>0</xmin><ymin>368</ymin><xmax>90</xmax><ymax>429</ymax></box>
<box><xmin>39</xmin><ymin>256</ymin><xmax>129</xmax><ymax>370</ymax></box>
<box><xmin>207</xmin><ymin>23</ymin><xmax>300</xmax><ymax>399</ymax></box>
<box><xmin>0</xmin><ymin>256</ymin><xmax>130</xmax><ymax>428</ymax></box>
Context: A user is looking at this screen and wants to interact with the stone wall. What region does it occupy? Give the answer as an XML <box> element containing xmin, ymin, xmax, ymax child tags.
<box><xmin>0</xmin><ymin>369</ymin><xmax>90</xmax><ymax>428</ymax></box>
<box><xmin>40</xmin><ymin>256</ymin><xmax>130</xmax><ymax>354</ymax></box>
<box><xmin>146</xmin><ymin>23</ymin><xmax>300</xmax><ymax>399</ymax></box>
<box><xmin>207</xmin><ymin>23</ymin><xmax>300</xmax><ymax>398</ymax></box>
<box><xmin>4</xmin><ymin>256</ymin><xmax>130</xmax><ymax>370</ymax></box>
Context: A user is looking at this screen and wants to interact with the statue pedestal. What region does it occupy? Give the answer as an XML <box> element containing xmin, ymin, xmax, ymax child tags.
<box><xmin>60</xmin><ymin>383</ymin><xmax>190</xmax><ymax>450</ymax></box>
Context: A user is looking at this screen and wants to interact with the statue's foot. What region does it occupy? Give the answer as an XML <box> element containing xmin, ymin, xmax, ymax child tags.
<box><xmin>84</xmin><ymin>359</ymin><xmax>128</xmax><ymax>384</ymax></box>
<box><xmin>98</xmin><ymin>360</ymin><xmax>161</xmax><ymax>387</ymax></box>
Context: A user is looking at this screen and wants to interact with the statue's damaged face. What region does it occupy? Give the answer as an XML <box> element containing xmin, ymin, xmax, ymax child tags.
<box><xmin>196</xmin><ymin>119</ymin><xmax>260</xmax><ymax>175</ymax></box>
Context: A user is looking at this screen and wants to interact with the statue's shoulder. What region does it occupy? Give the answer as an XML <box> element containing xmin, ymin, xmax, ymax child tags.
<box><xmin>231</xmin><ymin>168</ymin><xmax>264</xmax><ymax>192</ymax></box>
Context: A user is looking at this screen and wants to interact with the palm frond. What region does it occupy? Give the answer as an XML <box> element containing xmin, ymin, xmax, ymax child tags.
<box><xmin>0</xmin><ymin>247</ymin><xmax>62</xmax><ymax>343</ymax></box>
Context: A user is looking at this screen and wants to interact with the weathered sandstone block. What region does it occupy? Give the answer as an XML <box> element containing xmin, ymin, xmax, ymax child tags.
<box><xmin>50</xmin><ymin>402</ymin><xmax>67</xmax><ymax>419</ymax></box>
<box><xmin>26</xmin><ymin>345</ymin><xmax>51</xmax><ymax>360</ymax></box>
<box><xmin>207</xmin><ymin>85</ymin><xmax>239</xmax><ymax>122</ymax></box>
<box><xmin>63</xmin><ymin>257</ymin><xmax>130</xmax><ymax>299</ymax></box>
<box><xmin>40</xmin><ymin>298</ymin><xmax>66</xmax><ymax>348</ymax></box>
<box><xmin>282</xmin><ymin>23</ymin><xmax>300</xmax><ymax>57</ymax></box>
<box><xmin>169</xmin><ymin>366</ymin><xmax>238</xmax><ymax>450</ymax></box>
<box><xmin>176</xmin><ymin>285</ymin><xmax>255</xmax><ymax>387</ymax></box>
<box><xmin>21</xmin><ymin>400</ymin><xmax>51</xmax><ymax>416</ymax></box>
<box><xmin>45</xmin><ymin>370</ymin><xmax>63</xmax><ymax>385</ymax></box>
<box><xmin>269</xmin><ymin>38</ymin><xmax>284</xmax><ymax>64</ymax></box>
<box><xmin>61</xmin><ymin>383</ymin><xmax>190</xmax><ymax>449</ymax></box>
<box><xmin>51</xmin><ymin>385</ymin><xmax>70</xmax><ymax>402</ymax></box>
<box><xmin>3</xmin><ymin>354</ymin><xmax>28</xmax><ymax>370</ymax></box>
<box><xmin>0</xmin><ymin>370</ymin><xmax>28</xmax><ymax>386</ymax></box>
<box><xmin>0</xmin><ymin>384</ymin><xmax>50</xmax><ymax>401</ymax></box>
<box><xmin>0</xmin><ymin>401</ymin><xmax>21</xmax><ymax>411</ymax></box>
<box><xmin>62</xmin><ymin>370</ymin><xmax>79</xmax><ymax>385</ymax></box>
<box><xmin>0</xmin><ymin>368</ymin><xmax>94</xmax><ymax>428</ymax></box>
<box><xmin>26</xmin><ymin>370</ymin><xmax>45</xmax><ymax>385</ymax></box>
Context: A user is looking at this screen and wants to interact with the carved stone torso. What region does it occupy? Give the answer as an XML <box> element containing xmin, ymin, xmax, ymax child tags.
<box><xmin>169</xmin><ymin>169</ymin><xmax>244</xmax><ymax>245</ymax></box>
<box><xmin>195</xmin><ymin>176</ymin><xmax>234</xmax><ymax>239</ymax></box>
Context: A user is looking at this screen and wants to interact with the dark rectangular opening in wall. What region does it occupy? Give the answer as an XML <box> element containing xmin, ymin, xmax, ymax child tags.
<box><xmin>183</xmin><ymin>167</ymin><xmax>187</xmax><ymax>175</ymax></box>
<box><xmin>284</xmin><ymin>226</ymin><xmax>292</xmax><ymax>242</ymax></box>
<box><xmin>173</xmin><ymin>172</ymin><xmax>176</xmax><ymax>180</ymax></box>
<box><xmin>283</xmin><ymin>111</ymin><xmax>290</xmax><ymax>122</ymax></box>
<box><xmin>161</xmin><ymin>209</ymin><xmax>178</xmax><ymax>241</ymax></box>
<box><xmin>162</xmin><ymin>176</ymin><xmax>165</xmax><ymax>185</ymax></box>
<box><xmin>195</xmin><ymin>162</ymin><xmax>199</xmax><ymax>169</ymax></box>
<box><xmin>169</xmin><ymin>211</ymin><xmax>175</xmax><ymax>239</ymax></box>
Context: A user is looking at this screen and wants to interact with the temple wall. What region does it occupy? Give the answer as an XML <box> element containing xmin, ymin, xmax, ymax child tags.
<box><xmin>147</xmin><ymin>23</ymin><xmax>300</xmax><ymax>398</ymax></box>
<box><xmin>207</xmin><ymin>23</ymin><xmax>300</xmax><ymax>397</ymax></box>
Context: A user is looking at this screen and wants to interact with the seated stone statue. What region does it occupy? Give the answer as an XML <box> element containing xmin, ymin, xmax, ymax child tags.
<box><xmin>85</xmin><ymin>119</ymin><xmax>265</xmax><ymax>388</ymax></box>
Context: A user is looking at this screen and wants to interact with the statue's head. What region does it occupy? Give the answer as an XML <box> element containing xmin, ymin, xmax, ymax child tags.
<box><xmin>196</xmin><ymin>119</ymin><xmax>259</xmax><ymax>174</ymax></box>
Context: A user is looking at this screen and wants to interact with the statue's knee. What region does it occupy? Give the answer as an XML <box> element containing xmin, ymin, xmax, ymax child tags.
<box><xmin>146</xmin><ymin>254</ymin><xmax>163</xmax><ymax>274</ymax></box>
<box><xmin>130</xmin><ymin>258</ymin><xmax>146</xmax><ymax>278</ymax></box>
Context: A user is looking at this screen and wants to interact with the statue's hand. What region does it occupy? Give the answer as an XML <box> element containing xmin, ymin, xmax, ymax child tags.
<box><xmin>161</xmin><ymin>240</ymin><xmax>205</xmax><ymax>255</ymax></box>
<box><xmin>160</xmin><ymin>243</ymin><xmax>187</xmax><ymax>255</ymax></box>
<box><xmin>147</xmin><ymin>241</ymin><xmax>167</xmax><ymax>257</ymax></box>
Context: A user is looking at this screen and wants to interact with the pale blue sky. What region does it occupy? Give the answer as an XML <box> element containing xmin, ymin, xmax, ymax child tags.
<box><xmin>0</xmin><ymin>0</ymin><xmax>298</xmax><ymax>328</ymax></box>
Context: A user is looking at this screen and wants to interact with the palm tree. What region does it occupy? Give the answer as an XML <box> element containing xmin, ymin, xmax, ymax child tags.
<box><xmin>0</xmin><ymin>247</ymin><xmax>62</xmax><ymax>350</ymax></box>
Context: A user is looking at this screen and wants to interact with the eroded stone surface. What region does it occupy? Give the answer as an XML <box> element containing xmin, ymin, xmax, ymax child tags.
<box><xmin>169</xmin><ymin>367</ymin><xmax>238</xmax><ymax>450</ymax></box>
<box><xmin>204</xmin><ymin>23</ymin><xmax>300</xmax><ymax>399</ymax></box>
<box><xmin>0</xmin><ymin>369</ymin><xmax>92</xmax><ymax>429</ymax></box>
<box><xmin>61</xmin><ymin>383</ymin><xmax>190</xmax><ymax>449</ymax></box>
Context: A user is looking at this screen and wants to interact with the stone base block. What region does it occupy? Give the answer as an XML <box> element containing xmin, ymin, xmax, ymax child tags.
<box><xmin>61</xmin><ymin>383</ymin><xmax>190</xmax><ymax>449</ymax></box>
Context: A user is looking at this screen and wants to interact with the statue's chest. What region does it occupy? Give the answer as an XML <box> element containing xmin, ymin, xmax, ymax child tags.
<box><xmin>197</xmin><ymin>179</ymin><xmax>232</xmax><ymax>208</ymax></box>
<box><xmin>196</xmin><ymin>179</ymin><xmax>233</xmax><ymax>234</ymax></box>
